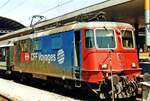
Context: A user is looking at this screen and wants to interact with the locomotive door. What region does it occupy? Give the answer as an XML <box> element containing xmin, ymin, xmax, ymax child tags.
<box><xmin>73</xmin><ymin>30</ymin><xmax>82</xmax><ymax>87</ymax></box>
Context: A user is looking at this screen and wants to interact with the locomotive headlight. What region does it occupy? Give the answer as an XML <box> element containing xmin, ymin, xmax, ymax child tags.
<box><xmin>131</xmin><ymin>62</ymin><xmax>136</xmax><ymax>68</ymax></box>
<box><xmin>101</xmin><ymin>64</ymin><xmax>108</xmax><ymax>69</ymax></box>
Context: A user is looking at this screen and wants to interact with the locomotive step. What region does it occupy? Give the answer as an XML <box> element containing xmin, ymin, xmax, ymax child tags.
<box><xmin>75</xmin><ymin>79</ymin><xmax>81</xmax><ymax>87</ymax></box>
<box><xmin>75</xmin><ymin>73</ymin><xmax>80</xmax><ymax>79</ymax></box>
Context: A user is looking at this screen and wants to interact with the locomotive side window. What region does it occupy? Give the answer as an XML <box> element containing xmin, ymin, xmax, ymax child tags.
<box><xmin>121</xmin><ymin>30</ymin><xmax>134</xmax><ymax>48</ymax></box>
<box><xmin>18</xmin><ymin>39</ymin><xmax>31</xmax><ymax>52</ymax></box>
<box><xmin>85</xmin><ymin>30</ymin><xmax>95</xmax><ymax>48</ymax></box>
<box><xmin>95</xmin><ymin>29</ymin><xmax>115</xmax><ymax>48</ymax></box>
<box><xmin>31</xmin><ymin>38</ymin><xmax>41</xmax><ymax>52</ymax></box>
<box><xmin>51</xmin><ymin>36</ymin><xmax>62</xmax><ymax>49</ymax></box>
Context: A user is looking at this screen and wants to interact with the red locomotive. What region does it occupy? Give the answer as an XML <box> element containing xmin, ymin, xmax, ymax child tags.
<box><xmin>0</xmin><ymin>21</ymin><xmax>141</xmax><ymax>99</ymax></box>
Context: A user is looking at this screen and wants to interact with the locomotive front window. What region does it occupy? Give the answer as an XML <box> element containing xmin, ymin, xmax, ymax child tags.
<box><xmin>121</xmin><ymin>30</ymin><xmax>134</xmax><ymax>48</ymax></box>
<box><xmin>85</xmin><ymin>30</ymin><xmax>95</xmax><ymax>48</ymax></box>
<box><xmin>95</xmin><ymin>29</ymin><xmax>115</xmax><ymax>48</ymax></box>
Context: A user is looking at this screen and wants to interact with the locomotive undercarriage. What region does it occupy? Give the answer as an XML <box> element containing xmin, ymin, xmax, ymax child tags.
<box><xmin>88</xmin><ymin>75</ymin><xmax>138</xmax><ymax>99</ymax></box>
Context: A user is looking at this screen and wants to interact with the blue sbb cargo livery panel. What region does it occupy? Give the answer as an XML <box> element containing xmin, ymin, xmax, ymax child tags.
<box><xmin>15</xmin><ymin>30</ymin><xmax>74</xmax><ymax>79</ymax></box>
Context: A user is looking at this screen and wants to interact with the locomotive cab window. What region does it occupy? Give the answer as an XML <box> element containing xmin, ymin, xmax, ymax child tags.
<box><xmin>85</xmin><ymin>30</ymin><xmax>95</xmax><ymax>48</ymax></box>
<box><xmin>121</xmin><ymin>30</ymin><xmax>134</xmax><ymax>48</ymax></box>
<box><xmin>95</xmin><ymin>29</ymin><xmax>115</xmax><ymax>48</ymax></box>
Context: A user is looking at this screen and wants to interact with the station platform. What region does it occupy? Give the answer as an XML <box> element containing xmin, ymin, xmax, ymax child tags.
<box><xmin>0</xmin><ymin>78</ymin><xmax>75</xmax><ymax>101</ymax></box>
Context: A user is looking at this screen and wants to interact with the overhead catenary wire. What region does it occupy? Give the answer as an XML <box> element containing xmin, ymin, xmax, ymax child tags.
<box><xmin>0</xmin><ymin>0</ymin><xmax>11</xmax><ymax>9</ymax></box>
<box><xmin>39</xmin><ymin>0</ymin><xmax>73</xmax><ymax>14</ymax></box>
<box><xmin>2</xmin><ymin>0</ymin><xmax>26</xmax><ymax>15</ymax></box>
<box><xmin>21</xmin><ymin>0</ymin><xmax>73</xmax><ymax>25</ymax></box>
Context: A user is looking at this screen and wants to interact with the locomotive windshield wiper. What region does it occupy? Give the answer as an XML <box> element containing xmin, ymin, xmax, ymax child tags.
<box><xmin>103</xmin><ymin>26</ymin><xmax>109</xmax><ymax>32</ymax></box>
<box><xmin>103</xmin><ymin>26</ymin><xmax>114</xmax><ymax>50</ymax></box>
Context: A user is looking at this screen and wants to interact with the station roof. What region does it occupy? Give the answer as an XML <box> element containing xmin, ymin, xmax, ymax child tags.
<box><xmin>35</xmin><ymin>0</ymin><xmax>144</xmax><ymax>29</ymax></box>
<box><xmin>0</xmin><ymin>16</ymin><xmax>25</xmax><ymax>33</ymax></box>
<box><xmin>0</xmin><ymin>0</ymin><xmax>144</xmax><ymax>34</ymax></box>
<box><xmin>0</xmin><ymin>0</ymin><xmax>145</xmax><ymax>40</ymax></box>
<box><xmin>102</xmin><ymin>0</ymin><xmax>144</xmax><ymax>26</ymax></box>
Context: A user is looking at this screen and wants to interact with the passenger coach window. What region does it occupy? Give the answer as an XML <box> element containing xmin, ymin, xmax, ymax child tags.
<box><xmin>85</xmin><ymin>30</ymin><xmax>95</xmax><ymax>48</ymax></box>
<box><xmin>121</xmin><ymin>30</ymin><xmax>134</xmax><ymax>48</ymax></box>
<box><xmin>0</xmin><ymin>48</ymin><xmax>6</xmax><ymax>61</ymax></box>
<box><xmin>96</xmin><ymin>29</ymin><xmax>115</xmax><ymax>48</ymax></box>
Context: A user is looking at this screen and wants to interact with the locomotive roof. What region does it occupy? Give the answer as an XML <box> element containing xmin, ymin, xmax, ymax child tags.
<box><xmin>40</xmin><ymin>21</ymin><xmax>133</xmax><ymax>34</ymax></box>
<box><xmin>40</xmin><ymin>22</ymin><xmax>133</xmax><ymax>36</ymax></box>
<box><xmin>73</xmin><ymin>22</ymin><xmax>133</xmax><ymax>29</ymax></box>
<box><xmin>0</xmin><ymin>21</ymin><xmax>133</xmax><ymax>42</ymax></box>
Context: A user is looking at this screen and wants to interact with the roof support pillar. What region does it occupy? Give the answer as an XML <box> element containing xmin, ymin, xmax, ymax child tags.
<box><xmin>145</xmin><ymin>0</ymin><xmax>150</xmax><ymax>46</ymax></box>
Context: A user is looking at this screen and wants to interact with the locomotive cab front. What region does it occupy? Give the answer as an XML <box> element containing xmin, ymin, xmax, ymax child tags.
<box><xmin>81</xmin><ymin>22</ymin><xmax>141</xmax><ymax>99</ymax></box>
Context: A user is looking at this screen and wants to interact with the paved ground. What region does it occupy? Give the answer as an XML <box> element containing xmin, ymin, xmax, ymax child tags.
<box><xmin>0</xmin><ymin>78</ymin><xmax>78</xmax><ymax>101</ymax></box>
